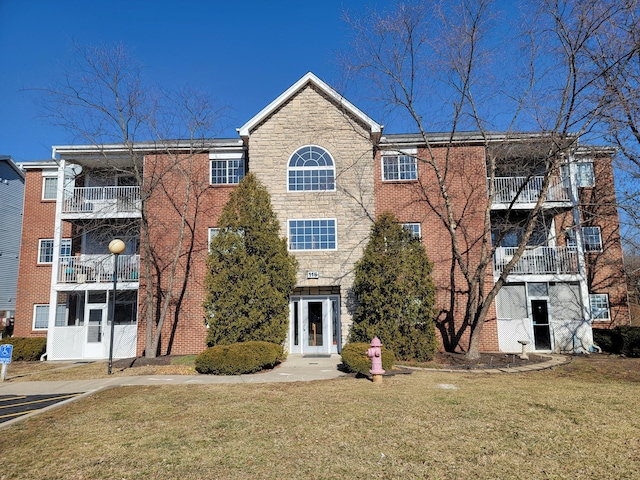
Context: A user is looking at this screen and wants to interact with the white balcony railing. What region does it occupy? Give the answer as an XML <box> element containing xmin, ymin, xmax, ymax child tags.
<box><xmin>493</xmin><ymin>246</ymin><xmax>579</xmax><ymax>275</ymax></box>
<box><xmin>490</xmin><ymin>176</ymin><xmax>570</xmax><ymax>205</ymax></box>
<box><xmin>62</xmin><ymin>186</ymin><xmax>141</xmax><ymax>214</ymax></box>
<box><xmin>58</xmin><ymin>254</ymin><xmax>140</xmax><ymax>284</ymax></box>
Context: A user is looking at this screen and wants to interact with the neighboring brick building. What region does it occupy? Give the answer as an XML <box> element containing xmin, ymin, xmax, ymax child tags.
<box><xmin>14</xmin><ymin>73</ymin><xmax>629</xmax><ymax>360</ymax></box>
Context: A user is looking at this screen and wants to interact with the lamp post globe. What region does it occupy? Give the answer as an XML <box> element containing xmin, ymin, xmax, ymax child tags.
<box><xmin>109</xmin><ymin>239</ymin><xmax>126</xmax><ymax>255</ymax></box>
<box><xmin>107</xmin><ymin>238</ymin><xmax>125</xmax><ymax>374</ymax></box>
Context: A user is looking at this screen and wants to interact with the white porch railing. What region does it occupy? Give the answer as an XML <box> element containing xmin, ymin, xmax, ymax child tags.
<box><xmin>58</xmin><ymin>254</ymin><xmax>140</xmax><ymax>283</ymax></box>
<box><xmin>490</xmin><ymin>176</ymin><xmax>570</xmax><ymax>204</ymax></box>
<box><xmin>493</xmin><ymin>246</ymin><xmax>579</xmax><ymax>275</ymax></box>
<box><xmin>62</xmin><ymin>186</ymin><xmax>141</xmax><ymax>214</ymax></box>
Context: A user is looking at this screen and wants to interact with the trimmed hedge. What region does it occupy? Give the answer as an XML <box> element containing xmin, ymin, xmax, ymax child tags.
<box><xmin>593</xmin><ymin>326</ymin><xmax>640</xmax><ymax>357</ymax></box>
<box><xmin>195</xmin><ymin>341</ymin><xmax>283</xmax><ymax>375</ymax></box>
<box><xmin>0</xmin><ymin>337</ymin><xmax>47</xmax><ymax>361</ymax></box>
<box><xmin>341</xmin><ymin>342</ymin><xmax>395</xmax><ymax>375</ymax></box>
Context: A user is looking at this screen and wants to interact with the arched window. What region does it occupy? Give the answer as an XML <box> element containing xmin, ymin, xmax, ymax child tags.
<box><xmin>288</xmin><ymin>146</ymin><xmax>335</xmax><ymax>191</ymax></box>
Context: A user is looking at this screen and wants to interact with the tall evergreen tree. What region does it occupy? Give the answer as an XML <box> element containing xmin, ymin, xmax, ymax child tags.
<box><xmin>203</xmin><ymin>173</ymin><xmax>298</xmax><ymax>346</ymax></box>
<box><xmin>349</xmin><ymin>211</ymin><xmax>438</xmax><ymax>361</ymax></box>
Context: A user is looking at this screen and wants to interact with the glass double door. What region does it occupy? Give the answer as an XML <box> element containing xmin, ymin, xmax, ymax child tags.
<box><xmin>290</xmin><ymin>296</ymin><xmax>340</xmax><ymax>354</ymax></box>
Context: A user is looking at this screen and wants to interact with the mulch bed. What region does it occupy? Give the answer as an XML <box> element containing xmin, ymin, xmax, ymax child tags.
<box><xmin>112</xmin><ymin>355</ymin><xmax>180</xmax><ymax>368</ymax></box>
<box><xmin>430</xmin><ymin>351</ymin><xmax>548</xmax><ymax>369</ymax></box>
<box><xmin>113</xmin><ymin>351</ymin><xmax>549</xmax><ymax>371</ymax></box>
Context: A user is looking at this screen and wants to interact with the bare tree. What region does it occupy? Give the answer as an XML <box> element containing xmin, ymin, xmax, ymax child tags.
<box><xmin>33</xmin><ymin>43</ymin><xmax>223</xmax><ymax>357</ymax></box>
<box><xmin>343</xmin><ymin>0</ymin><xmax>635</xmax><ymax>358</ymax></box>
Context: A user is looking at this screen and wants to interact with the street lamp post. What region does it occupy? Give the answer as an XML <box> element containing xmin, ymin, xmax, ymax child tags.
<box><xmin>108</xmin><ymin>239</ymin><xmax>126</xmax><ymax>375</ymax></box>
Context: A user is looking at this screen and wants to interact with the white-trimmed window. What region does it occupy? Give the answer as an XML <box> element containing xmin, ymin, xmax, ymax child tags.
<box><xmin>42</xmin><ymin>176</ymin><xmax>58</xmax><ymax>200</ymax></box>
<box><xmin>38</xmin><ymin>238</ymin><xmax>72</xmax><ymax>264</ymax></box>
<box><xmin>210</xmin><ymin>152</ymin><xmax>245</xmax><ymax>185</ymax></box>
<box><xmin>576</xmin><ymin>161</ymin><xmax>595</xmax><ymax>187</ymax></box>
<box><xmin>288</xmin><ymin>219</ymin><xmax>337</xmax><ymax>250</ymax></box>
<box><xmin>582</xmin><ymin>226</ymin><xmax>602</xmax><ymax>252</ymax></box>
<box><xmin>288</xmin><ymin>146</ymin><xmax>335</xmax><ymax>191</ymax></box>
<box><xmin>590</xmin><ymin>294</ymin><xmax>610</xmax><ymax>320</ymax></box>
<box><xmin>33</xmin><ymin>304</ymin><xmax>66</xmax><ymax>330</ymax></box>
<box><xmin>208</xmin><ymin>227</ymin><xmax>220</xmax><ymax>252</ymax></box>
<box><xmin>402</xmin><ymin>223</ymin><xmax>421</xmax><ymax>239</ymax></box>
<box><xmin>566</xmin><ymin>228</ymin><xmax>577</xmax><ymax>248</ymax></box>
<box><xmin>382</xmin><ymin>150</ymin><xmax>418</xmax><ymax>181</ymax></box>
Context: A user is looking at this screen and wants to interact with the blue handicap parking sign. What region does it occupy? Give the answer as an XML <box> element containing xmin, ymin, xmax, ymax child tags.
<box><xmin>0</xmin><ymin>345</ymin><xmax>13</xmax><ymax>364</ymax></box>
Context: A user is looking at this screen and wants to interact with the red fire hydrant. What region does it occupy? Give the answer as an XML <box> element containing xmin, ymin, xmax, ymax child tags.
<box><xmin>367</xmin><ymin>336</ymin><xmax>385</xmax><ymax>383</ymax></box>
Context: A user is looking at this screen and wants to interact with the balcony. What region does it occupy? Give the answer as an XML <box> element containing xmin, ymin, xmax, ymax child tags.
<box><xmin>58</xmin><ymin>254</ymin><xmax>140</xmax><ymax>284</ymax></box>
<box><xmin>493</xmin><ymin>246</ymin><xmax>579</xmax><ymax>276</ymax></box>
<box><xmin>490</xmin><ymin>176</ymin><xmax>571</xmax><ymax>208</ymax></box>
<box><xmin>62</xmin><ymin>186</ymin><xmax>141</xmax><ymax>219</ymax></box>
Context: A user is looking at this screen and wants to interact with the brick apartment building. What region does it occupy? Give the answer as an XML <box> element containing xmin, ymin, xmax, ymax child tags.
<box><xmin>14</xmin><ymin>73</ymin><xmax>629</xmax><ymax>360</ymax></box>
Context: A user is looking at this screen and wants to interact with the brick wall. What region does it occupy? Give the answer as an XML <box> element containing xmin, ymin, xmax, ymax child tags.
<box><xmin>579</xmin><ymin>154</ymin><xmax>630</xmax><ymax>327</ymax></box>
<box><xmin>137</xmin><ymin>152</ymin><xmax>232</xmax><ymax>355</ymax></box>
<box><xmin>14</xmin><ymin>168</ymin><xmax>70</xmax><ymax>337</ymax></box>
<box><xmin>374</xmin><ymin>144</ymin><xmax>499</xmax><ymax>352</ymax></box>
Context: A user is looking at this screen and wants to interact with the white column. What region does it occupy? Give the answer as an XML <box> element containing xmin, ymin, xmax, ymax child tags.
<box><xmin>46</xmin><ymin>158</ymin><xmax>66</xmax><ymax>358</ymax></box>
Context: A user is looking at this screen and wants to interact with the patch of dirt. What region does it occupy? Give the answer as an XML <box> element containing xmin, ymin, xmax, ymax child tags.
<box><xmin>429</xmin><ymin>351</ymin><xmax>549</xmax><ymax>369</ymax></box>
<box><xmin>113</xmin><ymin>351</ymin><xmax>549</xmax><ymax>374</ymax></box>
<box><xmin>112</xmin><ymin>355</ymin><xmax>178</xmax><ymax>369</ymax></box>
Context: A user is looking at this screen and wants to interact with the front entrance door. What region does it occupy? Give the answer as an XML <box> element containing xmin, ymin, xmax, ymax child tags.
<box><xmin>531</xmin><ymin>299</ymin><xmax>552</xmax><ymax>350</ymax></box>
<box><xmin>290</xmin><ymin>296</ymin><xmax>340</xmax><ymax>354</ymax></box>
<box><xmin>84</xmin><ymin>290</ymin><xmax>107</xmax><ymax>358</ymax></box>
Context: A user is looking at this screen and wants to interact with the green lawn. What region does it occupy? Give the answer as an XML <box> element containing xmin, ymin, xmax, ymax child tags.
<box><xmin>2</xmin><ymin>356</ymin><xmax>640</xmax><ymax>479</ymax></box>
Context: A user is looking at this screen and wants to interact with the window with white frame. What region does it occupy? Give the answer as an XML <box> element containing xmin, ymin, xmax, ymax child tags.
<box><xmin>208</xmin><ymin>227</ymin><xmax>220</xmax><ymax>252</ymax></box>
<box><xmin>38</xmin><ymin>238</ymin><xmax>72</xmax><ymax>264</ymax></box>
<box><xmin>287</xmin><ymin>146</ymin><xmax>335</xmax><ymax>191</ymax></box>
<box><xmin>566</xmin><ymin>228</ymin><xmax>577</xmax><ymax>248</ymax></box>
<box><xmin>402</xmin><ymin>223</ymin><xmax>421</xmax><ymax>239</ymax></box>
<box><xmin>576</xmin><ymin>161</ymin><xmax>595</xmax><ymax>187</ymax></box>
<box><xmin>33</xmin><ymin>304</ymin><xmax>66</xmax><ymax>330</ymax></box>
<box><xmin>288</xmin><ymin>219</ymin><xmax>336</xmax><ymax>250</ymax></box>
<box><xmin>382</xmin><ymin>152</ymin><xmax>418</xmax><ymax>181</ymax></box>
<box><xmin>590</xmin><ymin>294</ymin><xmax>610</xmax><ymax>320</ymax></box>
<box><xmin>582</xmin><ymin>226</ymin><xmax>602</xmax><ymax>252</ymax></box>
<box><xmin>42</xmin><ymin>176</ymin><xmax>58</xmax><ymax>200</ymax></box>
<box><xmin>210</xmin><ymin>152</ymin><xmax>245</xmax><ymax>185</ymax></box>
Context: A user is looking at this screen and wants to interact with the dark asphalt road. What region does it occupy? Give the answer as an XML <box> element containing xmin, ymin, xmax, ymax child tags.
<box><xmin>0</xmin><ymin>393</ymin><xmax>82</xmax><ymax>423</ymax></box>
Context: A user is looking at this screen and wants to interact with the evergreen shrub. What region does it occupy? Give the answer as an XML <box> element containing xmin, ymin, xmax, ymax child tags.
<box><xmin>341</xmin><ymin>342</ymin><xmax>395</xmax><ymax>375</ymax></box>
<box><xmin>348</xmin><ymin>212</ymin><xmax>438</xmax><ymax>361</ymax></box>
<box><xmin>0</xmin><ymin>337</ymin><xmax>47</xmax><ymax>361</ymax></box>
<box><xmin>592</xmin><ymin>329</ymin><xmax>616</xmax><ymax>352</ymax></box>
<box><xmin>203</xmin><ymin>173</ymin><xmax>297</xmax><ymax>346</ymax></box>
<box><xmin>195</xmin><ymin>341</ymin><xmax>283</xmax><ymax>375</ymax></box>
<box><xmin>593</xmin><ymin>326</ymin><xmax>640</xmax><ymax>356</ymax></box>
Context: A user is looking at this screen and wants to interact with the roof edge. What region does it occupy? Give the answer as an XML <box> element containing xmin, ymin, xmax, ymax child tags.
<box><xmin>0</xmin><ymin>156</ymin><xmax>26</xmax><ymax>179</ymax></box>
<box><xmin>237</xmin><ymin>72</ymin><xmax>382</xmax><ymax>138</ymax></box>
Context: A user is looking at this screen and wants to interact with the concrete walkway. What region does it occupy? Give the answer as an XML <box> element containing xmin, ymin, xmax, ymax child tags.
<box><xmin>0</xmin><ymin>354</ymin><xmax>347</xmax><ymax>396</ymax></box>
<box><xmin>0</xmin><ymin>353</ymin><xmax>571</xmax><ymax>396</ymax></box>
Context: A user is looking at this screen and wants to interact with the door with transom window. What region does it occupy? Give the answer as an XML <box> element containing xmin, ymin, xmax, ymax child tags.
<box><xmin>289</xmin><ymin>296</ymin><xmax>340</xmax><ymax>354</ymax></box>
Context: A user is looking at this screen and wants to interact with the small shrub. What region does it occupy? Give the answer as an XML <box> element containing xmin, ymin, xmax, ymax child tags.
<box><xmin>195</xmin><ymin>341</ymin><xmax>283</xmax><ymax>375</ymax></box>
<box><xmin>593</xmin><ymin>326</ymin><xmax>640</xmax><ymax>356</ymax></box>
<box><xmin>593</xmin><ymin>329</ymin><xmax>616</xmax><ymax>352</ymax></box>
<box><xmin>616</xmin><ymin>326</ymin><xmax>640</xmax><ymax>357</ymax></box>
<box><xmin>341</xmin><ymin>342</ymin><xmax>395</xmax><ymax>375</ymax></box>
<box><xmin>0</xmin><ymin>337</ymin><xmax>47</xmax><ymax>361</ymax></box>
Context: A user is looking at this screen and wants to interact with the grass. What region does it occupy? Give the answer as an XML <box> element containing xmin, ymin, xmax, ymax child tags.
<box><xmin>5</xmin><ymin>356</ymin><xmax>196</xmax><ymax>382</ymax></box>
<box><xmin>2</xmin><ymin>355</ymin><xmax>640</xmax><ymax>479</ymax></box>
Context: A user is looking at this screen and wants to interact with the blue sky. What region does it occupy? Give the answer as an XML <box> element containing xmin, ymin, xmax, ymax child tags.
<box><xmin>0</xmin><ymin>0</ymin><xmax>394</xmax><ymax>162</ymax></box>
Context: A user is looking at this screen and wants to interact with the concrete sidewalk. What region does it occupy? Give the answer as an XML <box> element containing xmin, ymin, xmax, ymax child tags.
<box><xmin>0</xmin><ymin>354</ymin><xmax>347</xmax><ymax>395</ymax></box>
<box><xmin>0</xmin><ymin>353</ymin><xmax>571</xmax><ymax>396</ymax></box>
